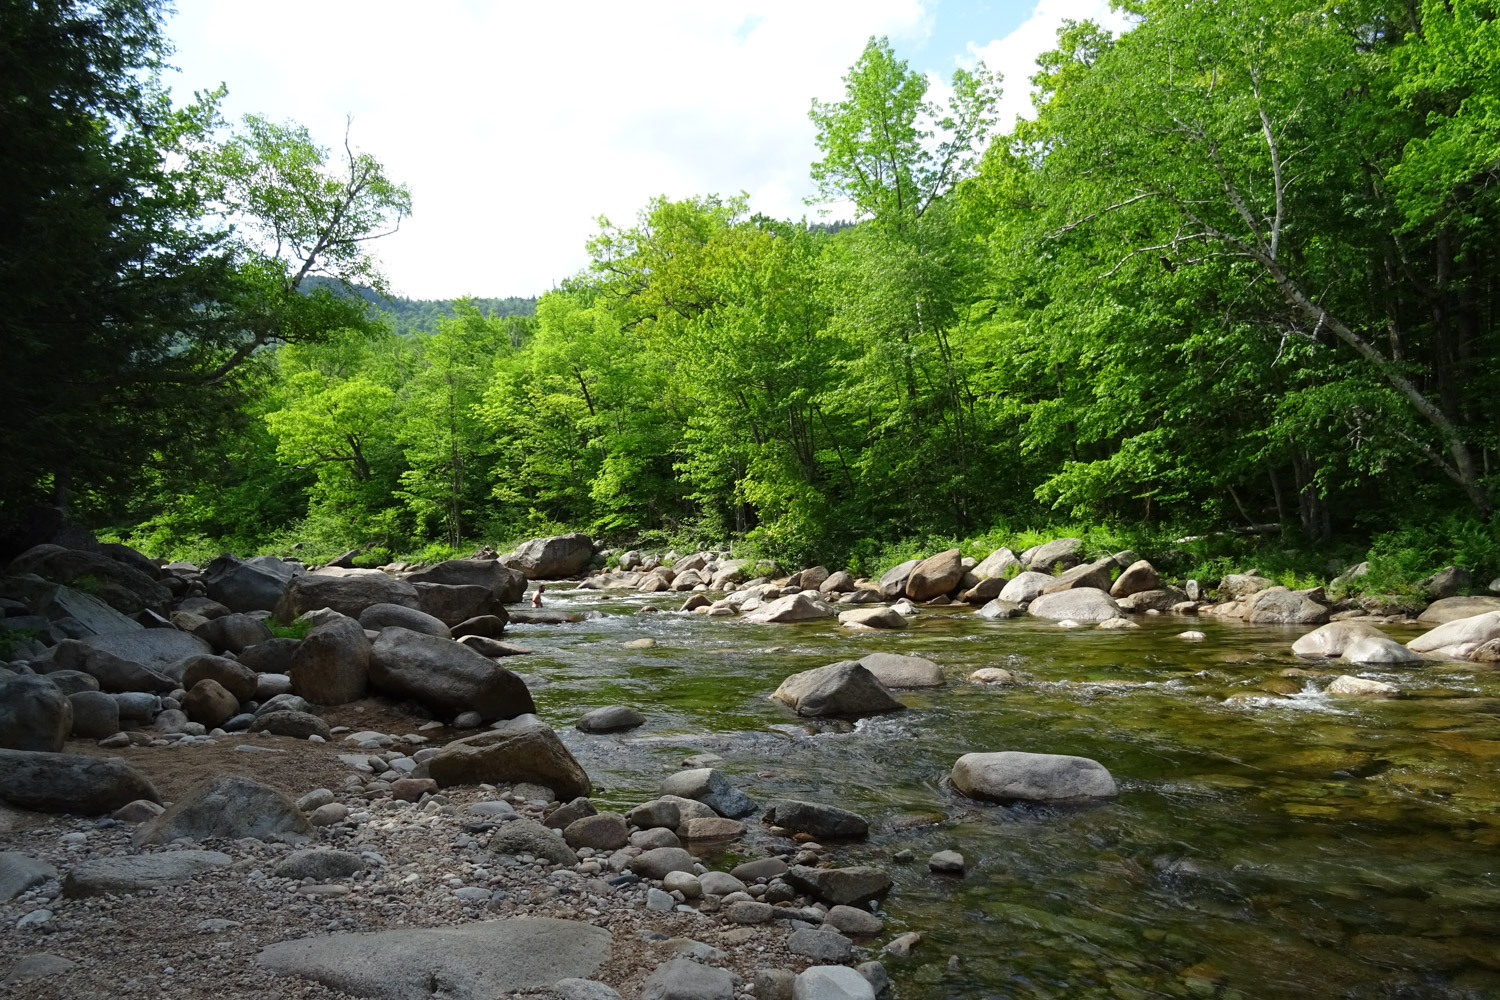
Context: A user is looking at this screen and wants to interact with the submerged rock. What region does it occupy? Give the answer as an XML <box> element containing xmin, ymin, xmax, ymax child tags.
<box><xmin>950</xmin><ymin>751</ymin><xmax>1117</xmax><ymax>804</ymax></box>
<box><xmin>1326</xmin><ymin>674</ymin><xmax>1401</xmax><ymax>698</ymax></box>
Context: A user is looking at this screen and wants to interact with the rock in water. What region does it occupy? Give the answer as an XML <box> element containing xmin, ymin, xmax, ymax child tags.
<box><xmin>499</xmin><ymin>533</ymin><xmax>595</xmax><ymax>580</ymax></box>
<box><xmin>905</xmin><ymin>549</ymin><xmax>964</xmax><ymax>601</ymax></box>
<box><xmin>133</xmin><ymin>775</ymin><xmax>314</xmax><ymax>846</ymax></box>
<box><xmin>368</xmin><ymin>627</ymin><xmax>535</xmax><ymax>720</ymax></box>
<box><xmin>763</xmin><ymin>800</ymin><xmax>868</xmax><ymax>839</ymax></box>
<box><xmin>783</xmin><ymin>865</ymin><xmax>892</xmax><ymax>905</ymax></box>
<box><xmin>290</xmin><ymin>617</ymin><xmax>370</xmax><ymax>705</ymax></box>
<box><xmin>1417</xmin><ymin>596</ymin><xmax>1500</xmax><ymax>624</ymax></box>
<box><xmin>998</xmin><ymin>572</ymin><xmax>1052</xmax><ymax>604</ymax></box>
<box><xmin>427</xmin><ymin>721</ymin><xmax>590</xmax><ymax>799</ymax></box>
<box><xmin>857</xmin><ymin>652</ymin><xmax>943</xmax><ymax>688</ymax></box>
<box><xmin>1291</xmin><ymin>621</ymin><xmax>1387</xmax><ymax>657</ymax></box>
<box><xmin>1026</xmin><ymin>589</ymin><xmax>1122</xmax><ymax>623</ymax></box>
<box><xmin>275</xmin><ymin>570</ymin><xmax>421</xmax><ymax>623</ymax></box>
<box><xmin>1326</xmin><ymin>675</ymin><xmax>1401</xmax><ymax>698</ymax></box>
<box><xmin>951</xmin><ymin>751</ymin><xmax>1117</xmax><ymax>804</ymax></box>
<box><xmin>878</xmin><ymin>559</ymin><xmax>920</xmax><ymax>599</ymax></box>
<box><xmin>256</xmin><ymin>917</ymin><xmax>610</xmax><ymax>1000</ymax></box>
<box><xmin>1407</xmin><ymin>610</ymin><xmax>1500</xmax><ymax>659</ymax></box>
<box><xmin>745</xmin><ymin>592</ymin><xmax>838</xmax><ymax>623</ymax></box>
<box><xmin>0</xmin><ymin>675</ymin><xmax>72</xmax><ymax>751</ymax></box>
<box><xmin>771</xmin><ymin>661</ymin><xmax>904</xmax><ymax>718</ymax></box>
<box><xmin>659</xmin><ymin>768</ymin><xmax>755</xmax><ymax>818</ymax></box>
<box><xmin>575</xmin><ymin>705</ymin><xmax>645</xmax><ymax>733</ymax></box>
<box><xmin>976</xmin><ymin>599</ymin><xmax>1024</xmax><ymax>620</ymax></box>
<box><xmin>1245</xmin><ymin>587</ymin><xmax>1330</xmax><ymax>625</ymax></box>
<box><xmin>1343</xmin><ymin>636</ymin><xmax>1423</xmax><ymax>665</ymax></box>
<box><xmin>358</xmin><ymin>602</ymin><xmax>451</xmax><ymax>638</ymax></box>
<box><xmin>795</xmin><ymin>965</ymin><xmax>877</xmax><ymax>1000</ymax></box>
<box><xmin>1109</xmin><ymin>559</ymin><xmax>1159</xmax><ymax>599</ymax></box>
<box><xmin>406</xmin><ymin>559</ymin><xmax>527</xmax><ymax>604</ymax></box>
<box><xmin>0</xmin><ymin>749</ymin><xmax>160</xmax><ymax>813</ymax></box>
<box><xmin>837</xmin><ymin>607</ymin><xmax>907</xmax><ymax>630</ymax></box>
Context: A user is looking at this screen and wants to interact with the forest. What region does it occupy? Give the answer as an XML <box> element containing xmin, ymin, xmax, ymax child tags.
<box><xmin>6</xmin><ymin>0</ymin><xmax>1500</xmax><ymax>591</ymax></box>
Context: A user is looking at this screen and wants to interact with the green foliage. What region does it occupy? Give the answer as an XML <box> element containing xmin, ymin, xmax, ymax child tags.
<box><xmin>267</xmin><ymin>619</ymin><xmax>314</xmax><ymax>640</ymax></box>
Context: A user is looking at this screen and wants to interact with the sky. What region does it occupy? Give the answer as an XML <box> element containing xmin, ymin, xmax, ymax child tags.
<box><xmin>164</xmin><ymin>0</ymin><xmax>1128</xmax><ymax>300</ymax></box>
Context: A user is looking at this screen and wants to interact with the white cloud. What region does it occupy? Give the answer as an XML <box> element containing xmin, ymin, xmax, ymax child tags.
<box><xmin>164</xmin><ymin>1</ymin><xmax>1124</xmax><ymax>299</ymax></box>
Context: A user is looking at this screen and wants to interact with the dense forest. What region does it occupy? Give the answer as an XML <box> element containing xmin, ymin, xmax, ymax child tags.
<box><xmin>6</xmin><ymin>0</ymin><xmax>1500</xmax><ymax>590</ymax></box>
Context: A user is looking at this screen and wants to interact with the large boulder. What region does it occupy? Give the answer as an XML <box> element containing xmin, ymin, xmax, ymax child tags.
<box><xmin>1343</xmin><ymin>635</ymin><xmax>1424</xmax><ymax>665</ymax></box>
<box><xmin>998</xmin><ymin>571</ymin><xmax>1052</xmax><ymax>605</ymax></box>
<box><xmin>369</xmin><ymin>628</ymin><xmax>535</xmax><ymax>720</ymax></box>
<box><xmin>27</xmin><ymin>582</ymin><xmax>142</xmax><ymax>635</ymax></box>
<box><xmin>1039</xmin><ymin>557</ymin><xmax>1115</xmax><ymax>595</ymax></box>
<box><xmin>771</xmin><ymin>661</ymin><xmax>905</xmax><ymax>718</ymax></box>
<box><xmin>427</xmin><ymin>721</ymin><xmax>589</xmax><ymax>799</ymax></box>
<box><xmin>905</xmin><ymin>549</ymin><xmax>964</xmax><ymax>601</ymax></box>
<box><xmin>68</xmin><ymin>690</ymin><xmax>120</xmax><ymax>738</ymax></box>
<box><xmin>782</xmin><ymin>865</ymin><xmax>892</xmax><ymax>906</ymax></box>
<box><xmin>1244</xmin><ymin>587</ymin><xmax>1330</xmax><ymax>625</ymax></box>
<box><xmin>499</xmin><ymin>534</ymin><xmax>595</xmax><ymax>580</ymax></box>
<box><xmin>973</xmin><ymin>548</ymin><xmax>1020</xmax><ymax>580</ymax></box>
<box><xmin>1406</xmin><ymin>610</ymin><xmax>1500</xmax><ymax>659</ymax></box>
<box><xmin>203</xmin><ymin>554</ymin><xmax>303</xmax><ymax>613</ymax></box>
<box><xmin>1218</xmin><ymin>573</ymin><xmax>1274</xmax><ymax>599</ymax></box>
<box><xmin>0</xmin><ymin>749</ymin><xmax>160</xmax><ymax>813</ymax></box>
<box><xmin>1026</xmin><ymin>538</ymin><xmax>1083</xmax><ymax>572</ymax></box>
<box><xmin>274</xmin><ymin>570</ymin><xmax>420</xmax><ymax>623</ymax></box>
<box><xmin>413</xmin><ymin>583</ymin><xmax>506</xmax><ymax>627</ymax></box>
<box><xmin>6</xmin><ymin>544</ymin><xmax>171</xmax><ymax>615</ymax></box>
<box><xmin>406</xmin><ymin>559</ymin><xmax>526</xmax><ymax>604</ymax></box>
<box><xmin>0</xmin><ymin>675</ymin><xmax>72</xmax><ymax>751</ymax></box>
<box><xmin>1114</xmin><ymin>587</ymin><xmax>1188</xmax><ymax>613</ymax></box>
<box><xmin>1291</xmin><ymin>621</ymin><xmax>1388</xmax><ymax>658</ymax></box>
<box><xmin>837</xmin><ymin>606</ymin><xmax>907</xmax><ymax>630</ymax></box>
<box><xmin>256</xmin><ymin>918</ymin><xmax>610</xmax><ymax>1000</ymax></box>
<box><xmin>358</xmin><ymin>602</ymin><xmax>451</xmax><ymax>638</ymax></box>
<box><xmin>1026</xmin><ymin>588</ymin><xmax>1122</xmax><ymax>622</ymax></box>
<box><xmin>745</xmin><ymin>592</ymin><xmax>837</xmax><ymax>623</ymax></box>
<box><xmin>818</xmin><ymin>570</ymin><xmax>854</xmax><ymax>595</ymax></box>
<box><xmin>856</xmin><ymin>652</ymin><xmax>943</xmax><ymax>688</ymax></box>
<box><xmin>659</xmin><ymin>768</ymin><xmax>755</xmax><ymax>818</ymax></box>
<box><xmin>763</xmin><ymin>800</ymin><xmax>868</xmax><ymax>840</ymax></box>
<box><xmin>289</xmin><ymin>616</ymin><xmax>370</xmax><ymax>705</ymax></box>
<box><xmin>192</xmin><ymin>613</ymin><xmax>274</xmax><ymax>654</ymax></box>
<box><xmin>878</xmin><ymin>559</ymin><xmax>920</xmax><ymax>600</ymax></box>
<box><xmin>134</xmin><ymin>775</ymin><xmax>314</xmax><ymax>846</ymax></box>
<box><xmin>1418</xmin><ymin>596</ymin><xmax>1500</xmax><ymax>624</ymax></box>
<box><xmin>237</xmin><ymin>637</ymin><xmax>301</xmax><ymax>675</ymax></box>
<box><xmin>951</xmin><ymin>751</ymin><xmax>1117</xmax><ymax>804</ymax></box>
<box><xmin>182</xmin><ymin>678</ymin><xmax>239</xmax><ymax>728</ymax></box>
<box><xmin>79</xmin><ymin>629</ymin><xmax>211</xmax><ymax>675</ymax></box>
<box><xmin>1109</xmin><ymin>560</ymin><xmax>1160</xmax><ymax>599</ymax></box>
<box><xmin>1421</xmin><ymin>565</ymin><xmax>1471</xmax><ymax>600</ymax></box>
<box><xmin>180</xmin><ymin>654</ymin><xmax>258</xmax><ymax>702</ymax></box>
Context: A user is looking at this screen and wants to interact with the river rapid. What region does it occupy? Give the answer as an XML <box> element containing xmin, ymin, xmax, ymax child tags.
<box><xmin>504</xmin><ymin>584</ymin><xmax>1500</xmax><ymax>1000</ymax></box>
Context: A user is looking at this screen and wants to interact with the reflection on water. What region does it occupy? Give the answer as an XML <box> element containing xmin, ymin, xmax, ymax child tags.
<box><xmin>511</xmin><ymin>585</ymin><xmax>1500</xmax><ymax>998</ymax></box>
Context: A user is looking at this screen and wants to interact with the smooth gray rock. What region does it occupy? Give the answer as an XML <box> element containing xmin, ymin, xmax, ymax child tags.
<box><xmin>288</xmin><ymin>616</ymin><xmax>369</xmax><ymax>706</ymax></box>
<box><xmin>256</xmin><ymin>917</ymin><xmax>610</xmax><ymax>1000</ymax></box>
<box><xmin>369</xmin><ymin>627</ymin><xmax>534</xmax><ymax>720</ymax></box>
<box><xmin>486</xmin><ymin>817</ymin><xmax>577</xmax><ymax>866</ymax></box>
<box><xmin>192</xmin><ymin>613</ymin><xmax>274</xmax><ymax>654</ymax></box>
<box><xmin>795</xmin><ymin>966</ymin><xmax>876</xmax><ymax>1000</ymax></box>
<box><xmin>764</xmin><ymin>800</ymin><xmax>868</xmax><ymax>840</ymax></box>
<box><xmin>823</xmin><ymin>905</ymin><xmax>883</xmax><ymax>936</ymax></box>
<box><xmin>659</xmin><ymin>768</ymin><xmax>755</xmax><ymax>818</ymax></box>
<box><xmin>905</xmin><ymin>549</ymin><xmax>964</xmax><ymax>601</ymax></box>
<box><xmin>68</xmin><ymin>690</ymin><xmax>120</xmax><ymax>739</ymax></box>
<box><xmin>32</xmin><ymin>583</ymin><xmax>143</xmax><ymax>635</ymax></box>
<box><xmin>406</xmin><ymin>559</ymin><xmax>527</xmax><ymax>604</ymax></box>
<box><xmin>413</xmin><ymin>584</ymin><xmax>506</xmax><ymax>628</ymax></box>
<box><xmin>1026</xmin><ymin>588</ymin><xmax>1121</xmax><ymax>622</ymax></box>
<box><xmin>575</xmin><ymin>705</ymin><xmax>645</xmax><ymax>733</ymax></box>
<box><xmin>1245</xmin><ymin>587</ymin><xmax>1330</xmax><ymax>626</ymax></box>
<box><xmin>79</xmin><ymin>630</ymin><xmax>211</xmax><ymax>674</ymax></box>
<box><xmin>857</xmin><ymin>652</ymin><xmax>943</xmax><ymax>688</ymax></box>
<box><xmin>554</xmin><ymin>979</ymin><xmax>623</xmax><ymax>1000</ymax></box>
<box><xmin>783</xmin><ymin>865</ymin><xmax>892</xmax><ymax>905</ymax></box>
<box><xmin>250</xmin><ymin>710</ymin><xmax>332</xmax><ymax>740</ymax></box>
<box><xmin>976</xmin><ymin>598</ymin><xmax>1024</xmax><ymax>620</ymax></box>
<box><xmin>639</xmin><ymin>958</ymin><xmax>734</xmax><ymax>1000</ymax></box>
<box><xmin>275</xmin><ymin>570</ymin><xmax>420</xmax><ymax>623</ymax></box>
<box><xmin>63</xmin><ymin>849</ymin><xmax>230</xmax><ymax>897</ymax></box>
<box><xmin>997</xmin><ymin>571</ymin><xmax>1052</xmax><ymax>604</ymax></box>
<box><xmin>3</xmin><ymin>952</ymin><xmax>77</xmax><ymax>984</ymax></box>
<box><xmin>133</xmin><ymin>775</ymin><xmax>314</xmax><ymax>846</ymax></box>
<box><xmin>730</xmin><ymin>857</ymin><xmax>788</xmax><ymax>881</ymax></box>
<box><xmin>273</xmin><ymin>849</ymin><xmax>365</xmax><ymax>880</ymax></box>
<box><xmin>180</xmin><ymin>654</ymin><xmax>259</xmax><ymax>702</ymax></box>
<box><xmin>0</xmin><ymin>852</ymin><xmax>57</xmax><ymax>901</ymax></box>
<box><xmin>43</xmin><ymin>669</ymin><xmax>98</xmax><ymax>695</ymax></box>
<box><xmin>358</xmin><ymin>602</ymin><xmax>451</xmax><ymax>638</ymax></box>
<box><xmin>725</xmin><ymin>899</ymin><xmax>775</xmax><ymax>924</ymax></box>
<box><xmin>237</xmin><ymin>637</ymin><xmax>300</xmax><ymax>674</ymax></box>
<box><xmin>951</xmin><ymin>751</ymin><xmax>1117</xmax><ymax>804</ymax></box>
<box><xmin>1417</xmin><ymin>595</ymin><xmax>1500</xmax><ymax>624</ymax></box>
<box><xmin>427</xmin><ymin>722</ymin><xmax>587</xmax><ymax>798</ymax></box>
<box><xmin>562</xmin><ymin>812</ymin><xmax>629</xmax><ymax>851</ymax></box>
<box><xmin>499</xmin><ymin>534</ymin><xmax>594</xmax><ymax>580</ymax></box>
<box><xmin>0</xmin><ymin>674</ymin><xmax>72</xmax><ymax>751</ymax></box>
<box><xmin>628</xmin><ymin>847</ymin><xmax>697</xmax><ymax>879</ymax></box>
<box><xmin>878</xmin><ymin>559</ymin><xmax>920</xmax><ymax>599</ymax></box>
<box><xmin>771</xmin><ymin>661</ymin><xmax>904</xmax><ymax>719</ymax></box>
<box><xmin>204</xmin><ymin>554</ymin><xmax>301</xmax><ymax>613</ymax></box>
<box><xmin>255</xmin><ymin>692</ymin><xmax>312</xmax><ymax>717</ymax></box>
<box><xmin>787</xmin><ymin>929</ymin><xmax>853</xmax><ymax>963</ymax></box>
<box><xmin>0</xmin><ymin>749</ymin><xmax>157</xmax><ymax>814</ymax></box>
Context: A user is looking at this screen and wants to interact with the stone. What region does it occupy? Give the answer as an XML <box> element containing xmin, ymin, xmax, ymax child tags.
<box><xmin>1109</xmin><ymin>560</ymin><xmax>1160</xmax><ymax>599</ymax></box>
<box><xmin>255</xmin><ymin>673</ymin><xmax>294</xmax><ymax>700</ymax></box>
<box><xmin>681</xmin><ymin>816</ymin><xmax>744</xmax><ymax>839</ymax></box>
<box><xmin>1115</xmin><ymin>587</ymin><xmax>1190</xmax><ymax>613</ymax></box>
<box><xmin>905</xmin><ymin>549</ymin><xmax>964</xmax><ymax>601</ymax></box>
<box><xmin>429</xmin><ymin>720</ymin><xmax>588</xmax><ymax>797</ymax></box>
<box><xmin>68</xmin><ymin>689</ymin><xmax>119</xmax><ymax>738</ymax></box>
<box><xmin>756</xmin><ymin>969</ymin><xmax>797</xmax><ymax>1000</ymax></box>
<box><xmin>1343</xmin><ymin>635</ymin><xmax>1424</xmax><ymax>665</ymax></box>
<box><xmin>63</xmin><ymin>850</ymin><xmax>231</xmax><ymax>897</ymax></box>
<box><xmin>856</xmin><ymin>652</ymin><xmax>943</xmax><ymax>688</ymax></box>
<box><xmin>788</xmin><ymin>929</ymin><xmax>853</xmax><ymax>963</ymax></box>
<box><xmin>79</xmin><ymin>629</ymin><xmax>211</xmax><ymax>675</ymax></box>
<box><xmin>1417</xmin><ymin>596</ymin><xmax>1500</xmax><ymax>624</ymax></box>
<box><xmin>660</xmin><ymin>767</ymin><xmax>755</xmax><ymax>818</ymax></box>
<box><xmin>369</xmin><ymin>628</ymin><xmax>535</xmax><ymax>720</ymax></box>
<box><xmin>1326</xmin><ymin>675</ymin><xmax>1401</xmax><ymax>698</ymax></box>
<box><xmin>413</xmin><ymin>583</ymin><xmax>506</xmax><ymax>627</ymax></box>
<box><xmin>391</xmin><ymin>777</ymin><xmax>437</xmax><ymax>802</ymax></box>
<box><xmin>275</xmin><ymin>570</ymin><xmax>421</xmax><ymax>623</ymax></box>
<box><xmin>7</xmin><ymin>544</ymin><xmax>171</xmax><ymax>615</ymax></box>
<box><xmin>764</xmin><ymin>800</ymin><xmax>868</xmax><ymax>840</ymax></box>
<box><xmin>629</xmin><ymin>847</ymin><xmax>698</xmax><ymax>879</ymax></box>
<box><xmin>0</xmin><ymin>674</ymin><xmax>71</xmax><ymax>751</ymax></box>
<box><xmin>746</xmin><ymin>592</ymin><xmax>838</xmax><ymax>623</ymax></box>
<box><xmin>499</xmin><ymin>534</ymin><xmax>595</xmax><ymax>580</ymax></box>
<box><xmin>237</xmin><ymin>637</ymin><xmax>300</xmax><ymax>675</ymax></box>
<box><xmin>1098</xmin><ymin>616</ymin><xmax>1139</xmax><ymax>630</ymax></box>
<box><xmin>250</xmin><ymin>710</ymin><xmax>332</xmax><ymax>740</ymax></box>
<box><xmin>134</xmin><ymin>775</ymin><xmax>314</xmax><ymax>846</ymax></box>
<box><xmin>3</xmin><ymin>953</ymin><xmax>77</xmax><ymax>984</ymax></box>
<box><xmin>543</xmin><ymin>796</ymin><xmax>596</xmax><ymax>829</ymax></box>
<box><xmin>928</xmin><ymin>850</ymin><xmax>965</xmax><ymax>874</ymax></box>
<box><xmin>1039</xmin><ymin>557</ymin><xmax>1116</xmax><ymax>595</ymax></box>
<box><xmin>180</xmin><ymin>654</ymin><xmax>259</xmax><ymax>702</ymax></box>
<box><xmin>555</xmin><ymin>979</ymin><xmax>623</xmax><ymax>1000</ymax></box>
<box><xmin>452</xmin><ymin>614</ymin><xmax>509</xmax><ymax>640</ymax></box>
<box><xmin>1027</xmin><ymin>538</ymin><xmax>1083</xmax><ymax>572</ymax></box>
<box><xmin>193</xmin><ymin>613</ymin><xmax>274</xmax><ymax>654</ymax></box>
<box><xmin>1217</xmin><ymin>573</ymin><xmax>1274</xmax><ymax>599</ymax></box>
<box><xmin>968</xmin><ymin>667</ymin><xmax>1016</xmax><ymax>685</ymax></box>
<box><xmin>951</xmin><ymin>751</ymin><xmax>1117</xmax><ymax>804</ymax></box>
<box><xmin>957</xmin><ymin>576</ymin><xmax>1008</xmax><ymax>603</ymax></box>
<box><xmin>692</xmin><ymin>870</ymin><xmax>741</xmax><ymax>895</ymax></box>
<box><xmin>487</xmin><ymin>817</ymin><xmax>577</xmax><ymax>865</ymax></box>
<box><xmin>1407</xmin><ymin>610</ymin><xmax>1500</xmax><ymax>659</ymax></box>
<box><xmin>771</xmin><ymin>661</ymin><xmax>904</xmax><ymax>719</ymax></box>
<box><xmin>203</xmin><ymin>554</ymin><xmax>302</xmax><ymax>613</ymax></box>
<box><xmin>274</xmin><ymin>848</ymin><xmax>366</xmax><ymax>880</ymax></box>
<box><xmin>563</xmin><ymin>812</ymin><xmax>629</xmax><ymax>850</ymax></box>
<box><xmin>837</xmin><ymin>606</ymin><xmax>907</xmax><ymax>630</ymax></box>
<box><xmin>882</xmin><ymin>932</ymin><xmax>921</xmax><ymax>958</ymax></box>
<box><xmin>631</xmin><ymin>828</ymin><xmax>680</xmax><ymax>850</ymax></box>
<box><xmin>0</xmin><ymin>749</ymin><xmax>157</xmax><ymax>815</ymax></box>
<box><xmin>1026</xmin><ymin>588</ymin><xmax>1122</xmax><ymax>623</ymax></box>
<box><xmin>795</xmin><ymin>966</ymin><xmax>876</xmax><ymax>1000</ymax></box>
<box><xmin>183</xmin><ymin>678</ymin><xmax>239</xmax><ymax>728</ymax></box>
<box><xmin>824</xmin><ymin>905</ymin><xmax>883</xmax><ymax>936</ymax></box>
<box><xmin>286</xmin><ymin>617</ymin><xmax>370</xmax><ymax>706</ymax></box>
<box><xmin>639</xmin><ymin>958</ymin><xmax>734</xmax><ymax>1000</ymax></box>
<box><xmin>818</xmin><ymin>570</ymin><xmax>854</xmax><ymax>594</ymax></box>
<box><xmin>39</xmin><ymin>669</ymin><xmax>97</xmax><ymax>695</ymax></box>
<box><xmin>576</xmin><ymin>705</ymin><xmax>645</xmax><ymax>733</ymax></box>
<box><xmin>1421</xmin><ymin>566</ymin><xmax>1471</xmax><ymax>600</ymax></box>
<box><xmin>1244</xmin><ymin>587</ymin><xmax>1330</xmax><ymax>625</ymax></box>
<box><xmin>1292</xmin><ymin>621</ymin><xmax>1387</xmax><ymax>657</ymax></box>
<box><xmin>0</xmin><ymin>852</ymin><xmax>57</xmax><ymax>901</ymax></box>
<box><xmin>783</xmin><ymin>865</ymin><xmax>892</xmax><ymax>906</ymax></box>
<box><xmin>973</xmin><ymin>547</ymin><xmax>1020</xmax><ymax>580</ymax></box>
<box><xmin>726</xmin><ymin>899</ymin><xmax>774</xmax><ymax>924</ymax></box>
<box><xmin>358</xmin><ymin>602</ymin><xmax>452</xmax><ymax>638</ymax></box>
<box><xmin>998</xmin><ymin>572</ymin><xmax>1052</xmax><ymax>604</ymax></box>
<box><xmin>456</xmin><ymin>635</ymin><xmax>536</xmax><ymax>659</ymax></box>
<box><xmin>877</xmin><ymin>559</ymin><xmax>920</xmax><ymax>599</ymax></box>
<box><xmin>976</xmin><ymin>599</ymin><xmax>1024</xmax><ymax>620</ymax></box>
<box><xmin>408</xmin><ymin>559</ymin><xmax>527</xmax><ymax>604</ymax></box>
<box><xmin>112</xmin><ymin>799</ymin><xmax>164</xmax><ymax>823</ymax></box>
<box><xmin>256</xmin><ymin>917</ymin><xmax>610</xmax><ymax>1000</ymax></box>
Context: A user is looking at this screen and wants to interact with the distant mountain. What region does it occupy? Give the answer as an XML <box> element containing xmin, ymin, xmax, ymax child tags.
<box><xmin>301</xmin><ymin>276</ymin><xmax>537</xmax><ymax>336</ymax></box>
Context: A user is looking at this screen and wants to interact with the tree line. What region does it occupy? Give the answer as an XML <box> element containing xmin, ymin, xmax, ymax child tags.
<box><xmin>7</xmin><ymin>0</ymin><xmax>1500</xmax><ymax>579</ymax></box>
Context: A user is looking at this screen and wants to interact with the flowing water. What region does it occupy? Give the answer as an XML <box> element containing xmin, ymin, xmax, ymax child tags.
<box><xmin>503</xmin><ymin>585</ymin><xmax>1500</xmax><ymax>1000</ymax></box>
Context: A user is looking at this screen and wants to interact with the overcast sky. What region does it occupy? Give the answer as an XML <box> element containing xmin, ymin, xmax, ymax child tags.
<box><xmin>164</xmin><ymin>0</ymin><xmax>1127</xmax><ymax>300</ymax></box>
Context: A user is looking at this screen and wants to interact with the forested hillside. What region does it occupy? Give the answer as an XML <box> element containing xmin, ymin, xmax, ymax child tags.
<box><xmin>7</xmin><ymin>0</ymin><xmax>1500</xmax><ymax>588</ymax></box>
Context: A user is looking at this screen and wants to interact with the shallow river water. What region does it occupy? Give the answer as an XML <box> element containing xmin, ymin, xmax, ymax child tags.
<box><xmin>504</xmin><ymin>585</ymin><xmax>1500</xmax><ymax>1000</ymax></box>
